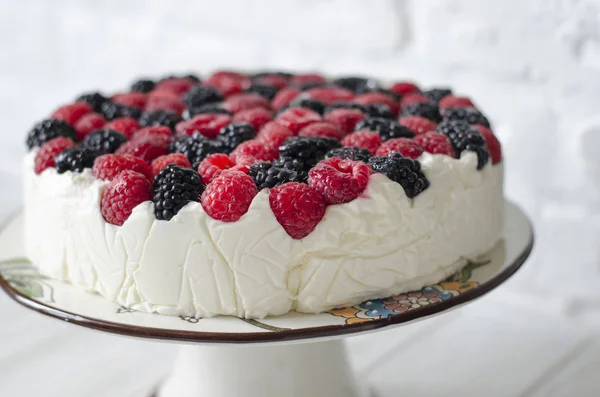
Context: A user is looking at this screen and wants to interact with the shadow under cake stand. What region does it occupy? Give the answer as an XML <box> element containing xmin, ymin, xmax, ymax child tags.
<box><xmin>0</xmin><ymin>201</ymin><xmax>533</xmax><ymax>397</ymax></box>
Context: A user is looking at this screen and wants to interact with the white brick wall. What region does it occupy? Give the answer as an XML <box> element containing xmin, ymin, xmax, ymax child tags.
<box><xmin>2</xmin><ymin>0</ymin><xmax>600</xmax><ymax>303</ymax></box>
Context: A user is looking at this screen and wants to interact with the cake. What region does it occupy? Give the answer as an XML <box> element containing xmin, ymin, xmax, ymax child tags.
<box><xmin>23</xmin><ymin>72</ymin><xmax>504</xmax><ymax>319</ymax></box>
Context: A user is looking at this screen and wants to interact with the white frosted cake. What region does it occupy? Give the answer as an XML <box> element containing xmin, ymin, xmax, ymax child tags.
<box><xmin>23</xmin><ymin>71</ymin><xmax>504</xmax><ymax>319</ymax></box>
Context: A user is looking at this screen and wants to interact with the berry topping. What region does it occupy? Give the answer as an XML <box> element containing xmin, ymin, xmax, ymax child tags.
<box><xmin>375</xmin><ymin>138</ymin><xmax>424</xmax><ymax>159</ymax></box>
<box><xmin>201</xmin><ymin>171</ymin><xmax>258</xmax><ymax>222</ymax></box>
<box><xmin>279</xmin><ymin>98</ymin><xmax>326</xmax><ymax>115</ymax></box>
<box><xmin>423</xmin><ymin>88</ymin><xmax>452</xmax><ymax>103</ymax></box>
<box><xmin>150</xmin><ymin>153</ymin><xmax>191</xmax><ymax>179</ymax></box>
<box><xmin>389</xmin><ymin>82</ymin><xmax>420</xmax><ymax>96</ymax></box>
<box><xmin>115</xmin><ymin>134</ymin><xmax>170</xmax><ymax>163</ymax></box>
<box><xmin>130</xmin><ymin>79</ymin><xmax>155</xmax><ymax>93</ymax></box>
<box><xmin>400</xmin><ymin>102</ymin><xmax>442</xmax><ymax>123</ymax></box>
<box><xmin>256</xmin><ymin>122</ymin><xmax>294</xmax><ymax>149</ymax></box>
<box><xmin>355</xmin><ymin>117</ymin><xmax>414</xmax><ymax>141</ymax></box>
<box><xmin>154</xmin><ymin>77</ymin><xmax>196</xmax><ymax>95</ymax></box>
<box><xmin>369</xmin><ymin>152</ymin><xmax>430</xmax><ymax>198</ymax></box>
<box><xmin>276</xmin><ymin>136</ymin><xmax>341</xmax><ymax>181</ymax></box>
<box><xmin>104</xmin><ymin>117</ymin><xmax>140</xmax><ymax>139</ymax></box>
<box><xmin>245</xmin><ymin>84</ymin><xmax>279</xmax><ymax>100</ymax></box>
<box><xmin>398</xmin><ymin>116</ymin><xmax>437</xmax><ymax>135</ymax></box>
<box><xmin>74</xmin><ymin>113</ymin><xmax>106</xmax><ymax>141</ymax></box>
<box><xmin>271</xmin><ymin>87</ymin><xmax>301</xmax><ymax>110</ymax></box>
<box><xmin>472</xmin><ymin>125</ymin><xmax>502</xmax><ymax>164</ymax></box>
<box><xmin>224</xmin><ymin>93</ymin><xmax>270</xmax><ymax>113</ymax></box>
<box><xmin>197</xmin><ymin>153</ymin><xmax>246</xmax><ymax>184</ymax></box>
<box><xmin>171</xmin><ymin>133</ymin><xmax>224</xmax><ymax>169</ymax></box>
<box><xmin>325</xmin><ymin>147</ymin><xmax>372</xmax><ymax>163</ymax></box>
<box><xmin>324</xmin><ymin>108</ymin><xmax>366</xmax><ymax>135</ymax></box>
<box><xmin>252</xmin><ymin>73</ymin><xmax>290</xmax><ymax>89</ymax></box>
<box><xmin>206</xmin><ymin>71</ymin><xmax>249</xmax><ymax>97</ymax></box>
<box><xmin>232</xmin><ymin>107</ymin><xmax>273</xmax><ymax>132</ymax></box>
<box><xmin>34</xmin><ymin>137</ymin><xmax>76</xmax><ymax>174</ymax></box>
<box><xmin>438</xmin><ymin>95</ymin><xmax>475</xmax><ymax>109</ymax></box>
<box><xmin>100</xmin><ymin>102</ymin><xmax>141</xmax><ymax>121</ymax></box>
<box><xmin>139</xmin><ymin>110</ymin><xmax>182</xmax><ymax>131</ymax></box>
<box><xmin>400</xmin><ymin>92</ymin><xmax>429</xmax><ymax>108</ymax></box>
<box><xmin>152</xmin><ymin>165</ymin><xmax>204</xmax><ymax>221</ymax></box>
<box><xmin>76</xmin><ymin>92</ymin><xmax>109</xmax><ymax>113</ymax></box>
<box><xmin>248</xmin><ymin>162</ymin><xmax>299</xmax><ymax>190</ymax></box>
<box><xmin>308</xmin><ymin>157</ymin><xmax>370</xmax><ymax>204</ymax></box>
<box><xmin>183</xmin><ymin>86</ymin><xmax>224</xmax><ymax>109</ymax></box>
<box><xmin>333</xmin><ymin>76</ymin><xmax>376</xmax><ymax>93</ymax></box>
<box><xmin>305</xmin><ymin>86</ymin><xmax>355</xmax><ymax>105</ymax></box>
<box><xmin>298</xmin><ymin>121</ymin><xmax>344</xmax><ymax>140</ymax></box>
<box><xmin>82</xmin><ymin>129</ymin><xmax>128</xmax><ymax>155</ymax></box>
<box><xmin>341</xmin><ymin>130</ymin><xmax>382</xmax><ymax>154</ymax></box>
<box><xmin>412</xmin><ymin>132</ymin><xmax>455</xmax><ymax>157</ymax></box>
<box><xmin>361</xmin><ymin>103</ymin><xmax>394</xmax><ymax>119</ymax></box>
<box><xmin>92</xmin><ymin>153</ymin><xmax>152</xmax><ymax>181</ymax></box>
<box><xmin>441</xmin><ymin>107</ymin><xmax>491</xmax><ymax>128</ymax></box>
<box><xmin>230</xmin><ymin>140</ymin><xmax>278</xmax><ymax>163</ymax></box>
<box><xmin>27</xmin><ymin>119</ymin><xmax>77</xmax><ymax>150</ymax></box>
<box><xmin>354</xmin><ymin>92</ymin><xmax>399</xmax><ymax>117</ymax></box>
<box><xmin>55</xmin><ymin>147</ymin><xmax>97</xmax><ymax>174</ymax></box>
<box><xmin>144</xmin><ymin>93</ymin><xmax>185</xmax><ymax>115</ymax></box>
<box><xmin>101</xmin><ymin>170</ymin><xmax>152</xmax><ymax>226</ymax></box>
<box><xmin>175</xmin><ymin>114</ymin><xmax>233</xmax><ymax>139</ymax></box>
<box><xmin>184</xmin><ymin>104</ymin><xmax>232</xmax><ymax>119</ymax></box>
<box><xmin>289</xmin><ymin>74</ymin><xmax>327</xmax><ymax>87</ymax></box>
<box><xmin>437</xmin><ymin>120</ymin><xmax>489</xmax><ymax>169</ymax></box>
<box><xmin>276</xmin><ymin>107</ymin><xmax>322</xmax><ymax>135</ymax></box>
<box><xmin>51</xmin><ymin>103</ymin><xmax>92</xmax><ymax>125</ymax></box>
<box><xmin>269</xmin><ymin>182</ymin><xmax>328</xmax><ymax>239</ymax></box>
<box><xmin>217</xmin><ymin>122</ymin><xmax>257</xmax><ymax>153</ymax></box>
<box><xmin>111</xmin><ymin>92</ymin><xmax>147</xmax><ymax>109</ymax></box>
<box><xmin>132</xmin><ymin>126</ymin><xmax>173</xmax><ymax>142</ymax></box>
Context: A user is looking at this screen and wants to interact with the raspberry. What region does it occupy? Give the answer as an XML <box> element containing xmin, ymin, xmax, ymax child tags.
<box><xmin>34</xmin><ymin>137</ymin><xmax>76</xmax><ymax>174</ymax></box>
<box><xmin>354</xmin><ymin>92</ymin><xmax>400</xmax><ymax>117</ymax></box>
<box><xmin>101</xmin><ymin>170</ymin><xmax>151</xmax><ymax>226</ymax></box>
<box><xmin>206</xmin><ymin>71</ymin><xmax>250</xmax><ymax>97</ymax></box>
<box><xmin>400</xmin><ymin>102</ymin><xmax>442</xmax><ymax>123</ymax></box>
<box><xmin>276</xmin><ymin>107</ymin><xmax>322</xmax><ymax>135</ymax></box>
<box><xmin>279</xmin><ymin>98</ymin><xmax>326</xmax><ymax>116</ymax></box>
<box><xmin>472</xmin><ymin>125</ymin><xmax>502</xmax><ymax>164</ymax></box>
<box><xmin>245</xmin><ymin>84</ymin><xmax>280</xmax><ymax>100</ymax></box>
<box><xmin>375</xmin><ymin>138</ymin><xmax>424</xmax><ymax>159</ymax></box>
<box><xmin>326</xmin><ymin>147</ymin><xmax>371</xmax><ymax>163</ymax></box>
<box><xmin>175</xmin><ymin>114</ymin><xmax>233</xmax><ymax>138</ymax></box>
<box><xmin>308</xmin><ymin>157</ymin><xmax>370</xmax><ymax>204</ymax></box>
<box><xmin>138</xmin><ymin>110</ymin><xmax>181</xmax><ymax>131</ymax></box>
<box><xmin>145</xmin><ymin>93</ymin><xmax>185</xmax><ymax>115</ymax></box>
<box><xmin>439</xmin><ymin>95</ymin><xmax>475</xmax><ymax>109</ymax></box>
<box><xmin>269</xmin><ymin>182</ymin><xmax>328</xmax><ymax>239</ymax></box>
<box><xmin>441</xmin><ymin>107</ymin><xmax>490</xmax><ymax>128</ymax></box>
<box><xmin>111</xmin><ymin>92</ymin><xmax>147</xmax><ymax>109</ymax></box>
<box><xmin>224</xmin><ymin>93</ymin><xmax>270</xmax><ymax>113</ymax></box>
<box><xmin>271</xmin><ymin>87</ymin><xmax>301</xmax><ymax>110</ymax></box>
<box><xmin>153</xmin><ymin>165</ymin><xmax>204</xmax><ymax>221</ymax></box>
<box><xmin>92</xmin><ymin>153</ymin><xmax>152</xmax><ymax>181</ymax></box>
<box><xmin>26</xmin><ymin>119</ymin><xmax>77</xmax><ymax>150</ymax></box>
<box><xmin>252</xmin><ymin>74</ymin><xmax>289</xmax><ymax>90</ymax></box>
<box><xmin>104</xmin><ymin>117</ymin><xmax>140</xmax><ymax>139</ymax></box>
<box><xmin>324</xmin><ymin>108</ymin><xmax>366</xmax><ymax>135</ymax></box>
<box><xmin>154</xmin><ymin>77</ymin><xmax>196</xmax><ymax>95</ymax></box>
<box><xmin>248</xmin><ymin>162</ymin><xmax>299</xmax><ymax>190</ymax></box>
<box><xmin>55</xmin><ymin>147</ymin><xmax>96</xmax><ymax>174</ymax></box>
<box><xmin>389</xmin><ymin>82</ymin><xmax>420</xmax><ymax>96</ymax></box>
<box><xmin>76</xmin><ymin>92</ymin><xmax>109</xmax><ymax>113</ymax></box>
<box><xmin>341</xmin><ymin>131</ymin><xmax>382</xmax><ymax>154</ymax></box>
<box><xmin>201</xmin><ymin>171</ymin><xmax>258</xmax><ymax>222</ymax></box>
<box><xmin>400</xmin><ymin>93</ymin><xmax>428</xmax><ymax>108</ymax></box>
<box><xmin>100</xmin><ymin>102</ymin><xmax>141</xmax><ymax>121</ymax></box>
<box><xmin>298</xmin><ymin>121</ymin><xmax>344</xmax><ymax>140</ymax></box>
<box><xmin>230</xmin><ymin>140</ymin><xmax>278</xmax><ymax>163</ymax></box>
<box><xmin>132</xmin><ymin>126</ymin><xmax>173</xmax><ymax>142</ymax></box>
<box><xmin>217</xmin><ymin>122</ymin><xmax>256</xmax><ymax>152</ymax></box>
<box><xmin>147</xmin><ymin>153</ymin><xmax>190</xmax><ymax>179</ymax></box>
<box><xmin>424</xmin><ymin>88</ymin><xmax>452</xmax><ymax>103</ymax></box>
<box><xmin>51</xmin><ymin>102</ymin><xmax>92</xmax><ymax>125</ymax></box>
<box><xmin>289</xmin><ymin>74</ymin><xmax>327</xmax><ymax>87</ymax></box>
<box><xmin>355</xmin><ymin>117</ymin><xmax>414</xmax><ymax>141</ymax></box>
<box><xmin>333</xmin><ymin>77</ymin><xmax>376</xmax><ymax>93</ymax></box>
<box><xmin>197</xmin><ymin>153</ymin><xmax>242</xmax><ymax>184</ymax></box>
<box><xmin>305</xmin><ymin>86</ymin><xmax>355</xmax><ymax>105</ymax></box>
<box><xmin>74</xmin><ymin>113</ymin><xmax>106</xmax><ymax>141</ymax></box>
<box><xmin>82</xmin><ymin>129</ymin><xmax>128</xmax><ymax>155</ymax></box>
<box><xmin>183</xmin><ymin>86</ymin><xmax>224</xmax><ymax>109</ymax></box>
<box><xmin>256</xmin><ymin>122</ymin><xmax>294</xmax><ymax>149</ymax></box>
<box><xmin>398</xmin><ymin>116</ymin><xmax>437</xmax><ymax>136</ymax></box>
<box><xmin>116</xmin><ymin>134</ymin><xmax>170</xmax><ymax>163</ymax></box>
<box><xmin>233</xmin><ymin>107</ymin><xmax>273</xmax><ymax>132</ymax></box>
<box><xmin>130</xmin><ymin>78</ymin><xmax>155</xmax><ymax>93</ymax></box>
<box><xmin>413</xmin><ymin>132</ymin><xmax>455</xmax><ymax>157</ymax></box>
<box><xmin>369</xmin><ymin>153</ymin><xmax>429</xmax><ymax>198</ymax></box>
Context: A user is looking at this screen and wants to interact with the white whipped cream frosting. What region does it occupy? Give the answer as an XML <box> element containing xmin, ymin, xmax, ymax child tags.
<box><xmin>23</xmin><ymin>151</ymin><xmax>503</xmax><ymax>318</ymax></box>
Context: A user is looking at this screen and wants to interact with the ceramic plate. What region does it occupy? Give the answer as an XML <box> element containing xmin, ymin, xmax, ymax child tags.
<box><xmin>0</xmin><ymin>201</ymin><xmax>533</xmax><ymax>344</ymax></box>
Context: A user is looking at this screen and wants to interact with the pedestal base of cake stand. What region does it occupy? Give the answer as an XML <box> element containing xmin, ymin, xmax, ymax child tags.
<box><xmin>155</xmin><ymin>339</ymin><xmax>366</xmax><ymax>397</ymax></box>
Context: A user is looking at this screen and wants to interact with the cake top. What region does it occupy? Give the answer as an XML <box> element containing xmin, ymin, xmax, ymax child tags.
<box><xmin>26</xmin><ymin>71</ymin><xmax>502</xmax><ymax>238</ymax></box>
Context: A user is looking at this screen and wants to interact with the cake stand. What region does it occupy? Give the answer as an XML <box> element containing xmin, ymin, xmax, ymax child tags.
<box><xmin>0</xmin><ymin>202</ymin><xmax>533</xmax><ymax>397</ymax></box>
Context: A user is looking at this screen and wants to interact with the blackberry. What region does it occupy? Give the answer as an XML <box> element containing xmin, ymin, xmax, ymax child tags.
<box><xmin>139</xmin><ymin>110</ymin><xmax>182</xmax><ymax>131</ymax></box>
<box><xmin>183</xmin><ymin>104</ymin><xmax>232</xmax><ymax>120</ymax></box>
<box><xmin>333</xmin><ymin>76</ymin><xmax>377</xmax><ymax>93</ymax></box>
<box><xmin>100</xmin><ymin>102</ymin><xmax>141</xmax><ymax>121</ymax></box>
<box><xmin>55</xmin><ymin>147</ymin><xmax>96</xmax><ymax>174</ymax></box>
<box><xmin>248</xmin><ymin>162</ymin><xmax>299</xmax><ymax>190</ymax></box>
<box><xmin>424</xmin><ymin>88</ymin><xmax>452</xmax><ymax>103</ymax></box>
<box><xmin>245</xmin><ymin>84</ymin><xmax>279</xmax><ymax>100</ymax></box>
<box><xmin>26</xmin><ymin>119</ymin><xmax>77</xmax><ymax>150</ymax></box>
<box><xmin>292</xmin><ymin>81</ymin><xmax>328</xmax><ymax>91</ymax></box>
<box><xmin>400</xmin><ymin>102</ymin><xmax>442</xmax><ymax>123</ymax></box>
<box><xmin>130</xmin><ymin>79</ymin><xmax>155</xmax><ymax>93</ymax></box>
<box><xmin>252</xmin><ymin>71</ymin><xmax>293</xmax><ymax>79</ymax></box>
<box><xmin>279</xmin><ymin>98</ymin><xmax>326</xmax><ymax>115</ymax></box>
<box><xmin>152</xmin><ymin>165</ymin><xmax>204</xmax><ymax>221</ymax></box>
<box><xmin>182</xmin><ymin>86</ymin><xmax>224</xmax><ymax>109</ymax></box>
<box><xmin>82</xmin><ymin>129</ymin><xmax>127</xmax><ymax>155</ymax></box>
<box><xmin>325</xmin><ymin>147</ymin><xmax>371</xmax><ymax>163</ymax></box>
<box><xmin>170</xmin><ymin>133</ymin><xmax>224</xmax><ymax>169</ymax></box>
<box><xmin>160</xmin><ymin>74</ymin><xmax>201</xmax><ymax>83</ymax></box>
<box><xmin>217</xmin><ymin>122</ymin><xmax>256</xmax><ymax>152</ymax></box>
<box><xmin>441</xmin><ymin>107</ymin><xmax>491</xmax><ymax>128</ymax></box>
<box><xmin>355</xmin><ymin>117</ymin><xmax>414</xmax><ymax>141</ymax></box>
<box><xmin>369</xmin><ymin>153</ymin><xmax>429</xmax><ymax>198</ymax></box>
<box><xmin>324</xmin><ymin>102</ymin><xmax>393</xmax><ymax>119</ymax></box>
<box><xmin>277</xmin><ymin>136</ymin><xmax>341</xmax><ymax>181</ymax></box>
<box><xmin>76</xmin><ymin>92</ymin><xmax>109</xmax><ymax>113</ymax></box>
<box><xmin>437</xmin><ymin>120</ymin><xmax>489</xmax><ymax>170</ymax></box>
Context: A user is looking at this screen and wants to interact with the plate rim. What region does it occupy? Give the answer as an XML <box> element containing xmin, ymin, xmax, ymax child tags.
<box><xmin>0</xmin><ymin>205</ymin><xmax>534</xmax><ymax>344</ymax></box>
